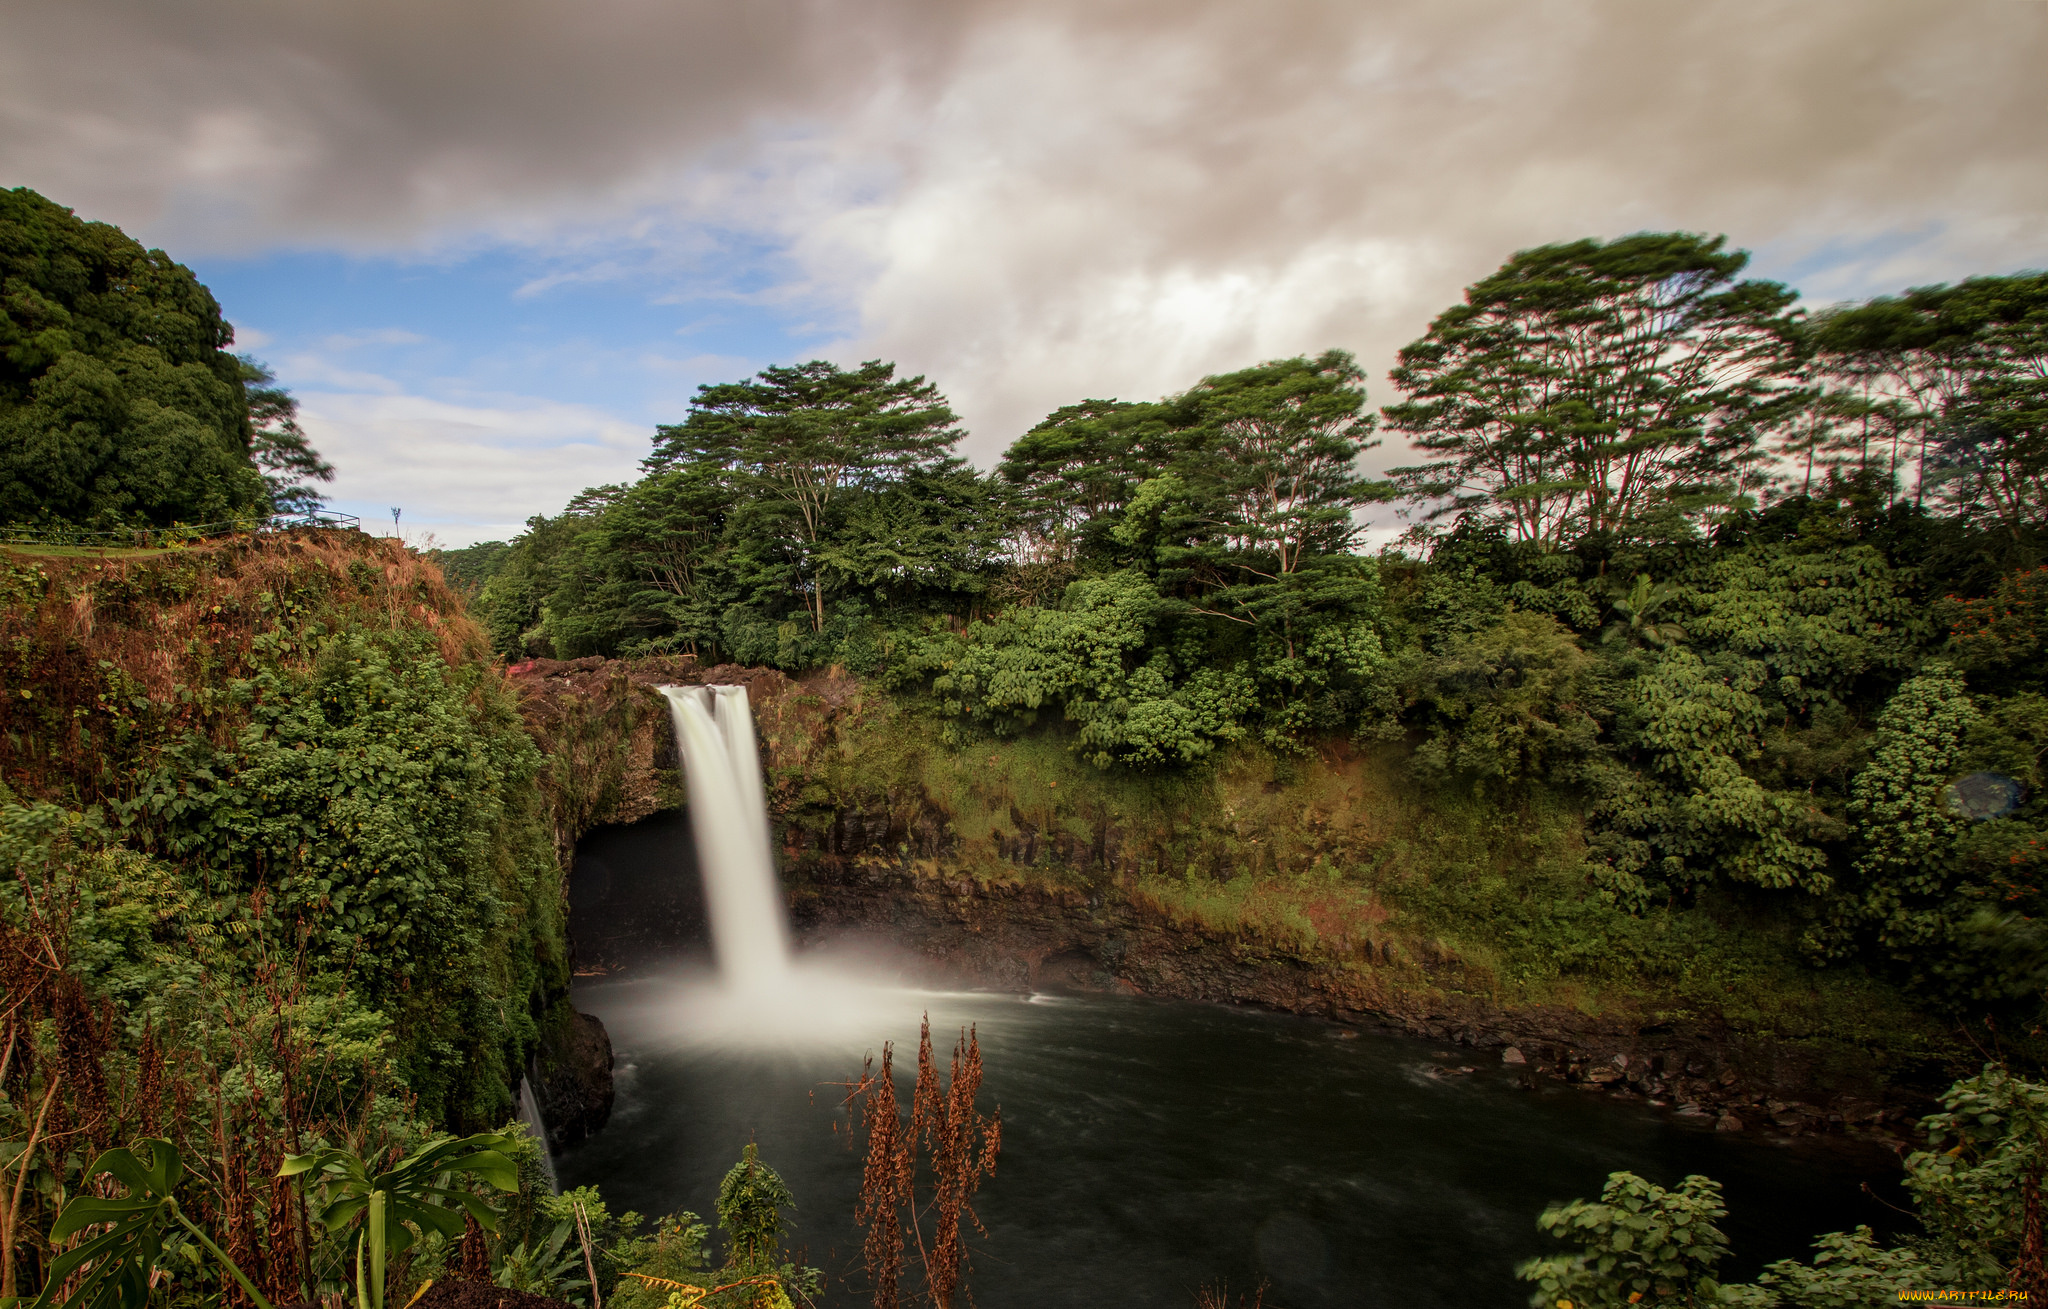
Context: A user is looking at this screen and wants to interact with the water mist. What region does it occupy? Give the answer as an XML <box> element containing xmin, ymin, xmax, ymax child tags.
<box><xmin>641</xmin><ymin>683</ymin><xmax>936</xmax><ymax>1047</ymax></box>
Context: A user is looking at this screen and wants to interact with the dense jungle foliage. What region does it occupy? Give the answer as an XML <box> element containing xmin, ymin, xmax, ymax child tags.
<box><xmin>449</xmin><ymin>233</ymin><xmax>2048</xmax><ymax>1034</ymax></box>
<box><xmin>1521</xmin><ymin>1064</ymin><xmax>2048</xmax><ymax>1305</ymax></box>
<box><xmin>0</xmin><ymin>535</ymin><xmax>579</xmax><ymax>1301</ymax></box>
<box><xmin>0</xmin><ymin>187</ymin><xmax>332</xmax><ymax>528</ymax></box>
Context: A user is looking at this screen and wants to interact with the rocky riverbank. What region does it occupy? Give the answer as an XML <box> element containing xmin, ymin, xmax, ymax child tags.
<box><xmin>509</xmin><ymin>654</ymin><xmax>1955</xmax><ymax>1151</ymax></box>
<box><xmin>790</xmin><ymin>859</ymin><xmax>1934</xmax><ymax>1149</ymax></box>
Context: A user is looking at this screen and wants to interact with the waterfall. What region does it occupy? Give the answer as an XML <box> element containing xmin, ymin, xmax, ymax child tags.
<box><xmin>659</xmin><ymin>684</ymin><xmax>792</xmax><ymax>989</ymax></box>
<box><xmin>518</xmin><ymin>1078</ymin><xmax>559</xmax><ymax>1194</ymax></box>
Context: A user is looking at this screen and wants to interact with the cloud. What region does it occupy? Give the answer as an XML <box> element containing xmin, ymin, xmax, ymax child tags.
<box><xmin>295</xmin><ymin>390</ymin><xmax>652</xmax><ymax>543</ymax></box>
<box><xmin>794</xmin><ymin>1</ymin><xmax>2048</xmax><ymax>452</ymax></box>
<box><xmin>5</xmin><ymin>0</ymin><xmax>2044</xmax><ymax>465</ymax></box>
<box><xmin>320</xmin><ymin>328</ymin><xmax>429</xmax><ymax>351</ymax></box>
<box><xmin>0</xmin><ymin>0</ymin><xmax>980</xmax><ymax>253</ymax></box>
<box><xmin>282</xmin><ymin>356</ymin><xmax>406</xmax><ymax>395</ymax></box>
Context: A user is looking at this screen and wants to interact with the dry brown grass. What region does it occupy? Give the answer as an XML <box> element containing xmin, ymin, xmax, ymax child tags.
<box><xmin>0</xmin><ymin>529</ymin><xmax>488</xmax><ymax>806</ymax></box>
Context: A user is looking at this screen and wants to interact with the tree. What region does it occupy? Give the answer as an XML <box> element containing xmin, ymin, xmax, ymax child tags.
<box><xmin>1526</xmin><ymin>1068</ymin><xmax>2048</xmax><ymax>1305</ymax></box>
<box><xmin>594</xmin><ymin>465</ymin><xmax>738</xmax><ymax>656</ymax></box>
<box><xmin>1163</xmin><ymin>350</ymin><xmax>1384</xmax><ymax>581</ymax></box>
<box><xmin>1118</xmin><ymin>352</ymin><xmax>1388</xmax><ymax>663</ymax></box>
<box><xmin>1813</xmin><ymin>272</ymin><xmax>2048</xmax><ymax>542</ymax></box>
<box><xmin>1516</xmin><ymin>1171</ymin><xmax>1734</xmax><ymax>1307</ymax></box>
<box><xmin>1832</xmin><ymin>662</ymin><xmax>1983</xmax><ymax>990</ymax></box>
<box><xmin>714</xmin><ymin>1144</ymin><xmax>796</xmax><ymax>1276</ymax></box>
<box><xmin>0</xmin><ymin>187</ymin><xmax>269</xmax><ymax>526</ymax></box>
<box><xmin>1406</xmin><ymin>610</ymin><xmax>1604</xmax><ymax>790</ymax></box>
<box><xmin>650</xmin><ymin>360</ymin><xmax>963</xmax><ymax>631</ymax></box>
<box><xmin>1384</xmin><ymin>233</ymin><xmax>1803</xmax><ymax>549</ymax></box>
<box><xmin>240</xmin><ymin>358</ymin><xmax>334</xmax><ymax>516</ymax></box>
<box><xmin>1600</xmin><ymin>574</ymin><xmax>1686</xmax><ymax>649</ymax></box>
<box><xmin>822</xmin><ymin>460</ymin><xmax>1014</xmax><ymax>611</ymax></box>
<box><xmin>996</xmin><ymin>399</ymin><xmax>1167</xmax><ymax>568</ymax></box>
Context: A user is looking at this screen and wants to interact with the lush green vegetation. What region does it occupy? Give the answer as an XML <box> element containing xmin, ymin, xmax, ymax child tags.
<box><xmin>454</xmin><ymin>233</ymin><xmax>2048</xmax><ymax>1037</ymax></box>
<box><xmin>0</xmin><ymin>187</ymin><xmax>331</xmax><ymax>529</ymax></box>
<box><xmin>6</xmin><ymin>197</ymin><xmax>2047</xmax><ymax>1305</ymax></box>
<box><xmin>0</xmin><ymin>530</ymin><xmax>825</xmax><ymax>1309</ymax></box>
<box><xmin>0</xmin><ymin>536</ymin><xmax>570</xmax><ymax>1297</ymax></box>
<box><xmin>1518</xmin><ymin>1065</ymin><xmax>2047</xmax><ymax>1305</ymax></box>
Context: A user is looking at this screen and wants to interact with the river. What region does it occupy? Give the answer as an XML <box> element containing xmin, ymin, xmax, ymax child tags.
<box><xmin>562</xmin><ymin>814</ymin><xmax>1906</xmax><ymax>1308</ymax></box>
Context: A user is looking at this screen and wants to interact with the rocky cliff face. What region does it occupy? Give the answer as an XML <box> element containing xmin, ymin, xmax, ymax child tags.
<box><xmin>793</xmin><ymin>863</ymin><xmax>1927</xmax><ymax>1137</ymax></box>
<box><xmin>513</xmin><ymin>657</ymin><xmax>1942</xmax><ymax>1140</ymax></box>
<box><xmin>532</xmin><ymin>1005</ymin><xmax>615</xmax><ymax>1150</ymax></box>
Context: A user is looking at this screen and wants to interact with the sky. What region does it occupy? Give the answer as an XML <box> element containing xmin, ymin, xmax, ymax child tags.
<box><xmin>3</xmin><ymin>0</ymin><xmax>2046</xmax><ymax>546</ymax></box>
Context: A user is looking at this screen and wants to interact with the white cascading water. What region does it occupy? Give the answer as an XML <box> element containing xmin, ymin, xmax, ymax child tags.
<box><xmin>517</xmin><ymin>1077</ymin><xmax>560</xmax><ymax>1193</ymax></box>
<box><xmin>659</xmin><ymin>685</ymin><xmax>792</xmax><ymax>990</ymax></box>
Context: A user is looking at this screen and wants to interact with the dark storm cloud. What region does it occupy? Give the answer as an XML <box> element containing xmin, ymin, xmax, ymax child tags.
<box><xmin>0</xmin><ymin>0</ymin><xmax>986</xmax><ymax>247</ymax></box>
<box><xmin>4</xmin><ymin>0</ymin><xmax>2044</xmax><ymax>455</ymax></box>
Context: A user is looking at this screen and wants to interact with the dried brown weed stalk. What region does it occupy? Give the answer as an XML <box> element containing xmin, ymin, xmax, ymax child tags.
<box><xmin>838</xmin><ymin>1014</ymin><xmax>1000</xmax><ymax>1309</ymax></box>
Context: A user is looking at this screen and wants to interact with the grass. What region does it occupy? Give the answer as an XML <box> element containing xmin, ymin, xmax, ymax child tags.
<box><xmin>2</xmin><ymin>541</ymin><xmax>177</xmax><ymax>559</ymax></box>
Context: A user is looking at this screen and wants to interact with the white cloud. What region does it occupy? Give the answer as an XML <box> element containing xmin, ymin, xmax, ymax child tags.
<box><xmin>282</xmin><ymin>356</ymin><xmax>406</xmax><ymax>395</ymax></box>
<box><xmin>296</xmin><ymin>390</ymin><xmax>651</xmax><ymax>543</ymax></box>
<box><xmin>6</xmin><ymin>0</ymin><xmax>2044</xmax><ymax>477</ymax></box>
<box><xmin>320</xmin><ymin>328</ymin><xmax>429</xmax><ymax>351</ymax></box>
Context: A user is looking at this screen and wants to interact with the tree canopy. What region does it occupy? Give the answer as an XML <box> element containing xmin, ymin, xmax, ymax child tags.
<box><xmin>0</xmin><ymin>188</ymin><xmax>325</xmax><ymax>527</ymax></box>
<box><xmin>649</xmin><ymin>359</ymin><xmax>964</xmax><ymax>631</ymax></box>
<box><xmin>442</xmin><ymin>229</ymin><xmax>2048</xmax><ymax>1027</ymax></box>
<box><xmin>1383</xmin><ymin>232</ymin><xmax>1802</xmax><ymax>548</ymax></box>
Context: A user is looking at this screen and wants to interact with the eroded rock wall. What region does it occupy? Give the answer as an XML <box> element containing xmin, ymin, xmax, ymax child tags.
<box><xmin>515</xmin><ymin>658</ymin><xmax>1940</xmax><ymax>1138</ymax></box>
<box><xmin>791</xmin><ymin>860</ymin><xmax>1931</xmax><ymax>1137</ymax></box>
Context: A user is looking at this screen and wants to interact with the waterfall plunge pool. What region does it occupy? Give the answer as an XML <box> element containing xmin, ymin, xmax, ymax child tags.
<box><xmin>564</xmin><ymin>812</ymin><xmax>1907</xmax><ymax>1309</ymax></box>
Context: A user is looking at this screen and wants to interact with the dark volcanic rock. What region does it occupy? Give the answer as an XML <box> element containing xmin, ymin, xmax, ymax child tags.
<box><xmin>532</xmin><ymin>1006</ymin><xmax>614</xmax><ymax>1149</ymax></box>
<box><xmin>790</xmin><ymin>860</ymin><xmax>1937</xmax><ymax>1134</ymax></box>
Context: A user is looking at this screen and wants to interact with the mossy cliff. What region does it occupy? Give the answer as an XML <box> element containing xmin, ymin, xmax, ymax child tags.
<box><xmin>514</xmin><ymin>657</ymin><xmax>1964</xmax><ymax>1127</ymax></box>
<box><xmin>1</xmin><ymin>531</ymin><xmax>574</xmax><ymax>1132</ymax></box>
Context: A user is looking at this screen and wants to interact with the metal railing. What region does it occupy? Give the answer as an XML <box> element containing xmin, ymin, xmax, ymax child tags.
<box><xmin>271</xmin><ymin>510</ymin><xmax>362</xmax><ymax>532</ymax></box>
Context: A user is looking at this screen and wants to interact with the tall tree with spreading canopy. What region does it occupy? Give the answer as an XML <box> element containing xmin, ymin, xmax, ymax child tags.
<box><xmin>648</xmin><ymin>360</ymin><xmax>962</xmax><ymax>631</ymax></box>
<box><xmin>1156</xmin><ymin>349</ymin><xmax>1383</xmax><ymax>583</ymax></box>
<box><xmin>1383</xmin><ymin>232</ymin><xmax>1803</xmax><ymax>549</ymax></box>
<box><xmin>1118</xmin><ymin>351</ymin><xmax>1388</xmax><ymax>660</ymax></box>
<box><xmin>0</xmin><ymin>187</ymin><xmax>294</xmax><ymax>526</ymax></box>
<box><xmin>1813</xmin><ymin>272</ymin><xmax>2048</xmax><ymax>545</ymax></box>
<box><xmin>996</xmin><ymin>398</ymin><xmax>1167</xmax><ymax>569</ymax></box>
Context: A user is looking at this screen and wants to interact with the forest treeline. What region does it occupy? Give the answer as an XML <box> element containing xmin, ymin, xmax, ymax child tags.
<box><xmin>448</xmin><ymin>232</ymin><xmax>2048</xmax><ymax>1019</ymax></box>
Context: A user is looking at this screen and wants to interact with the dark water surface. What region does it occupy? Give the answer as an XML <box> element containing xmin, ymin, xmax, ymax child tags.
<box><xmin>558</xmin><ymin>971</ymin><xmax>1904</xmax><ymax>1308</ymax></box>
<box><xmin>564</xmin><ymin>816</ymin><xmax>1905</xmax><ymax>1306</ymax></box>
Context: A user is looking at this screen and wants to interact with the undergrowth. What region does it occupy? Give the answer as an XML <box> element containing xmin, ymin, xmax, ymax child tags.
<box><xmin>767</xmin><ymin>680</ymin><xmax>1957</xmax><ymax>1066</ymax></box>
<box><xmin>0</xmin><ymin>529</ymin><xmax>566</xmax><ymax>1128</ymax></box>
